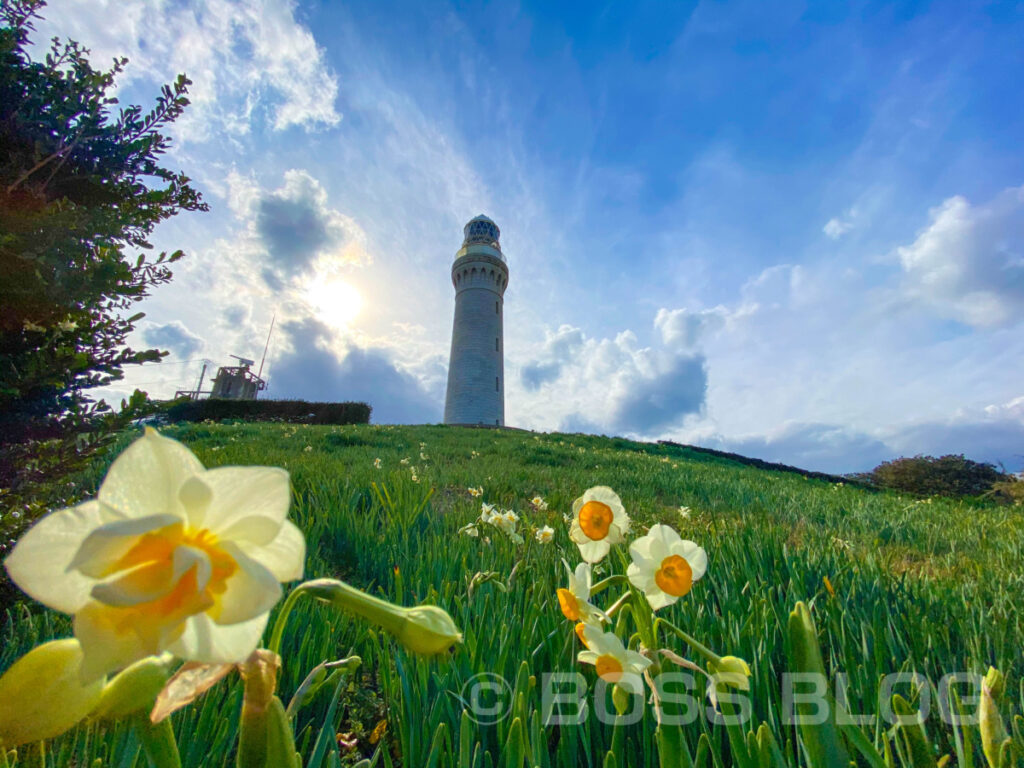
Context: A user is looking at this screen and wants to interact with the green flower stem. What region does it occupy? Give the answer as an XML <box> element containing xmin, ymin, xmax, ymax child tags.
<box><xmin>590</xmin><ymin>575</ymin><xmax>627</xmax><ymax>596</ymax></box>
<box><xmin>133</xmin><ymin>713</ymin><xmax>182</xmax><ymax>768</ymax></box>
<box><xmin>603</xmin><ymin>591</ymin><xmax>632</xmax><ymax>619</ymax></box>
<box><xmin>267</xmin><ymin>585</ymin><xmax>307</xmax><ymax>656</ymax></box>
<box><xmin>653</xmin><ymin>618</ymin><xmax>722</xmax><ymax>666</ymax></box>
<box><xmin>269</xmin><ymin>578</ymin><xmax>411</xmax><ymax>656</ymax></box>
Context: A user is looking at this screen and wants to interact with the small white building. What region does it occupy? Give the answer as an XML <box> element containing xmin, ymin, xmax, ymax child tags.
<box><xmin>210</xmin><ymin>361</ymin><xmax>265</xmax><ymax>400</ymax></box>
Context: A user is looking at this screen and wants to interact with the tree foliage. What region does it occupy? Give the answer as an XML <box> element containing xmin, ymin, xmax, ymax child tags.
<box><xmin>0</xmin><ymin>1</ymin><xmax>205</xmax><ymax>500</ymax></box>
<box><xmin>865</xmin><ymin>454</ymin><xmax>1008</xmax><ymax>498</ymax></box>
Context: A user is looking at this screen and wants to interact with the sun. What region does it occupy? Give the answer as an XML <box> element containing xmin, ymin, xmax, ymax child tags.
<box><xmin>305</xmin><ymin>276</ymin><xmax>363</xmax><ymax>328</ymax></box>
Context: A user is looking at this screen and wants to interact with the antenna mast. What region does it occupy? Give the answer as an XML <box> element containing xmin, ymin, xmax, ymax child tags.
<box><xmin>257</xmin><ymin>313</ymin><xmax>276</xmax><ymax>380</ymax></box>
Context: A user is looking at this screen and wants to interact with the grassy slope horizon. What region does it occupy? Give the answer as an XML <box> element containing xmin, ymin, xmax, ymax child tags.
<box><xmin>2</xmin><ymin>422</ymin><xmax>1023</xmax><ymax>766</ymax></box>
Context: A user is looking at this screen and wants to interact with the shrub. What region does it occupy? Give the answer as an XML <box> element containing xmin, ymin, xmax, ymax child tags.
<box><xmin>163</xmin><ymin>398</ymin><xmax>372</xmax><ymax>426</ymax></box>
<box><xmin>866</xmin><ymin>454</ymin><xmax>1007</xmax><ymax>498</ymax></box>
<box><xmin>0</xmin><ymin>1</ymin><xmax>204</xmax><ymax>495</ymax></box>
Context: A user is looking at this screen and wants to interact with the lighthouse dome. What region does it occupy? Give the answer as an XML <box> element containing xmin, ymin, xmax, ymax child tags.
<box><xmin>462</xmin><ymin>215</ymin><xmax>500</xmax><ymax>248</ymax></box>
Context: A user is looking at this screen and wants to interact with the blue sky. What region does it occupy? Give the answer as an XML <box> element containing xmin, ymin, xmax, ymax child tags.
<box><xmin>35</xmin><ymin>0</ymin><xmax>1024</xmax><ymax>473</ymax></box>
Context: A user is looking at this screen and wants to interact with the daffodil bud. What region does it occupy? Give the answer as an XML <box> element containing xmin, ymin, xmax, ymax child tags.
<box><xmin>980</xmin><ymin>667</ymin><xmax>1009</xmax><ymax>768</ymax></box>
<box><xmin>397</xmin><ymin>605</ymin><xmax>463</xmax><ymax>656</ymax></box>
<box><xmin>611</xmin><ymin>684</ymin><xmax>631</xmax><ymax>715</ymax></box>
<box><xmin>0</xmin><ymin>639</ymin><xmax>104</xmax><ymax>747</ymax></box>
<box><xmin>93</xmin><ymin>655</ymin><xmax>175</xmax><ymax>720</ymax></box>
<box><xmin>708</xmin><ymin>656</ymin><xmax>751</xmax><ymax>691</ymax></box>
<box><xmin>301</xmin><ymin>578</ymin><xmax>462</xmax><ymax>657</ymax></box>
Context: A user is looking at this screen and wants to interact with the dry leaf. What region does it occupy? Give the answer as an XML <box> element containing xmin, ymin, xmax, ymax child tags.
<box><xmin>150</xmin><ymin>662</ymin><xmax>234</xmax><ymax>723</ymax></box>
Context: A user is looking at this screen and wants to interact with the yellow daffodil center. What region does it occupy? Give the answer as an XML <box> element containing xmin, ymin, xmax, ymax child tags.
<box><xmin>595</xmin><ymin>654</ymin><xmax>624</xmax><ymax>682</ymax></box>
<box><xmin>655</xmin><ymin>554</ymin><xmax>693</xmax><ymax>597</ymax></box>
<box><xmin>557</xmin><ymin>588</ymin><xmax>582</xmax><ymax>621</ymax></box>
<box><xmin>105</xmin><ymin>524</ymin><xmax>238</xmax><ymax>621</ymax></box>
<box><xmin>578</xmin><ymin>501</ymin><xmax>614</xmax><ymax>541</ymax></box>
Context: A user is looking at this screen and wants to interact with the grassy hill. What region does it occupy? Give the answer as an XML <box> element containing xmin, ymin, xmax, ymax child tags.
<box><xmin>2</xmin><ymin>422</ymin><xmax>1023</xmax><ymax>766</ymax></box>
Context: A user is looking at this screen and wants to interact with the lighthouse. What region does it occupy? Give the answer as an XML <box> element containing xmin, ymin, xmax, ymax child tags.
<box><xmin>444</xmin><ymin>215</ymin><xmax>509</xmax><ymax>426</ymax></box>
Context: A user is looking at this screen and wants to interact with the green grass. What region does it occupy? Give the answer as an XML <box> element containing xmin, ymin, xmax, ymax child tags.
<box><xmin>2</xmin><ymin>422</ymin><xmax>1023</xmax><ymax>767</ymax></box>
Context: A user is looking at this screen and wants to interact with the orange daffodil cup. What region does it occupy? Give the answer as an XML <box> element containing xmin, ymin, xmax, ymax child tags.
<box><xmin>5</xmin><ymin>427</ymin><xmax>306</xmax><ymax>682</ymax></box>
<box><xmin>626</xmin><ymin>523</ymin><xmax>707</xmax><ymax>610</ymax></box>
<box><xmin>569</xmin><ymin>486</ymin><xmax>630</xmax><ymax>563</ymax></box>
<box><xmin>577</xmin><ymin>624</ymin><xmax>652</xmax><ymax>695</ymax></box>
<box><xmin>556</xmin><ymin>560</ymin><xmax>607</xmax><ymax>628</ymax></box>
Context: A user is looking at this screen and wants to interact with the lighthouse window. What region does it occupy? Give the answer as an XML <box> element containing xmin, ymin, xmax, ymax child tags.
<box><xmin>495</xmin><ymin>300</ymin><xmax>498</xmax><ymax>314</ymax></box>
<box><xmin>495</xmin><ymin>337</ymin><xmax>499</xmax><ymax>351</ymax></box>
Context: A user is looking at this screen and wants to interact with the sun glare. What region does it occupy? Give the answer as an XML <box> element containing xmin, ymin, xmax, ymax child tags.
<box><xmin>306</xmin><ymin>277</ymin><xmax>363</xmax><ymax>328</ymax></box>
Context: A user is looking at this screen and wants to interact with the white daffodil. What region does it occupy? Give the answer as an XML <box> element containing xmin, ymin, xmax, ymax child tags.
<box><xmin>556</xmin><ymin>560</ymin><xmax>605</xmax><ymax>626</ymax></box>
<box><xmin>531</xmin><ymin>496</ymin><xmax>548</xmax><ymax>511</ymax></box>
<box><xmin>492</xmin><ymin>510</ymin><xmax>523</xmax><ymax>544</ymax></box>
<box><xmin>678</xmin><ymin>506</ymin><xmax>691</xmax><ymax>519</ymax></box>
<box><xmin>373</xmin><ymin>458</ymin><xmax>382</xmax><ymax>469</ymax></box>
<box><xmin>535</xmin><ymin>526</ymin><xmax>554</xmax><ymax>544</ymax></box>
<box><xmin>459</xmin><ymin>523</ymin><xmax>480</xmax><ymax>538</ymax></box>
<box><xmin>577</xmin><ymin>625</ymin><xmax>651</xmax><ymax>695</ymax></box>
<box><xmin>480</xmin><ymin>503</ymin><xmax>498</xmax><ymax>524</ymax></box>
<box><xmin>569</xmin><ymin>486</ymin><xmax>630</xmax><ymax>563</ymax></box>
<box><xmin>467</xmin><ymin>486</ymin><xmax>483</xmax><ymax>498</ymax></box>
<box><xmin>626</xmin><ymin>524</ymin><xmax>707</xmax><ymax>611</ymax></box>
<box><xmin>4</xmin><ymin>428</ymin><xmax>305</xmax><ymax>682</ymax></box>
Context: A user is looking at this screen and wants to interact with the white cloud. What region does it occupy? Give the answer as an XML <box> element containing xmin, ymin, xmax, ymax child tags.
<box><xmin>225</xmin><ymin>169</ymin><xmax>369</xmax><ymax>282</ymax></box>
<box><xmin>896</xmin><ymin>186</ymin><xmax>1024</xmax><ymax>327</ymax></box>
<box><xmin>32</xmin><ymin>0</ymin><xmax>340</xmax><ymax>141</ymax></box>
<box><xmin>142</xmin><ymin>321</ymin><xmax>204</xmax><ymax>360</ymax></box>
<box><xmin>514</xmin><ymin>312</ymin><xmax>708</xmax><ymax>436</ymax></box>
<box><xmin>268</xmin><ymin>319</ymin><xmax>440</xmax><ymax>423</ymax></box>
<box><xmin>654</xmin><ymin>307</ymin><xmax>728</xmax><ymax>351</ymax></box>
<box><xmin>823</xmin><ymin>216</ymin><xmax>854</xmax><ymax>239</ymax></box>
<box><xmin>985</xmin><ymin>395</ymin><xmax>1024</xmax><ymax>420</ymax></box>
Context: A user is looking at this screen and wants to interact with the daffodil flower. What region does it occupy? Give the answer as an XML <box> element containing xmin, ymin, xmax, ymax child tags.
<box><xmin>556</xmin><ymin>560</ymin><xmax>606</xmax><ymax>626</ymax></box>
<box><xmin>535</xmin><ymin>526</ymin><xmax>554</xmax><ymax>544</ymax></box>
<box><xmin>467</xmin><ymin>486</ymin><xmax>483</xmax><ymax>497</ymax></box>
<box><xmin>4</xmin><ymin>428</ymin><xmax>306</xmax><ymax>682</ymax></box>
<box><xmin>626</xmin><ymin>524</ymin><xmax>706</xmax><ymax>610</ymax></box>
<box><xmin>569</xmin><ymin>486</ymin><xmax>630</xmax><ymax>563</ymax></box>
<box><xmin>531</xmin><ymin>496</ymin><xmax>548</xmax><ymax>511</ymax></box>
<box><xmin>577</xmin><ymin>625</ymin><xmax>651</xmax><ymax>695</ymax></box>
<box><xmin>480</xmin><ymin>502</ymin><xmax>497</xmax><ymax>523</ymax></box>
<box><xmin>495</xmin><ymin>510</ymin><xmax>523</xmax><ymax>543</ymax></box>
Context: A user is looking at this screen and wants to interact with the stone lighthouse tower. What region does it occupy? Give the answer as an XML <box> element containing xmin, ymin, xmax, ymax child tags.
<box><xmin>444</xmin><ymin>215</ymin><xmax>509</xmax><ymax>426</ymax></box>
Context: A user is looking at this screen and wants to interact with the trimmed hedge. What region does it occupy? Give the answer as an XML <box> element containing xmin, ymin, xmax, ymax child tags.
<box><xmin>163</xmin><ymin>398</ymin><xmax>371</xmax><ymax>425</ymax></box>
